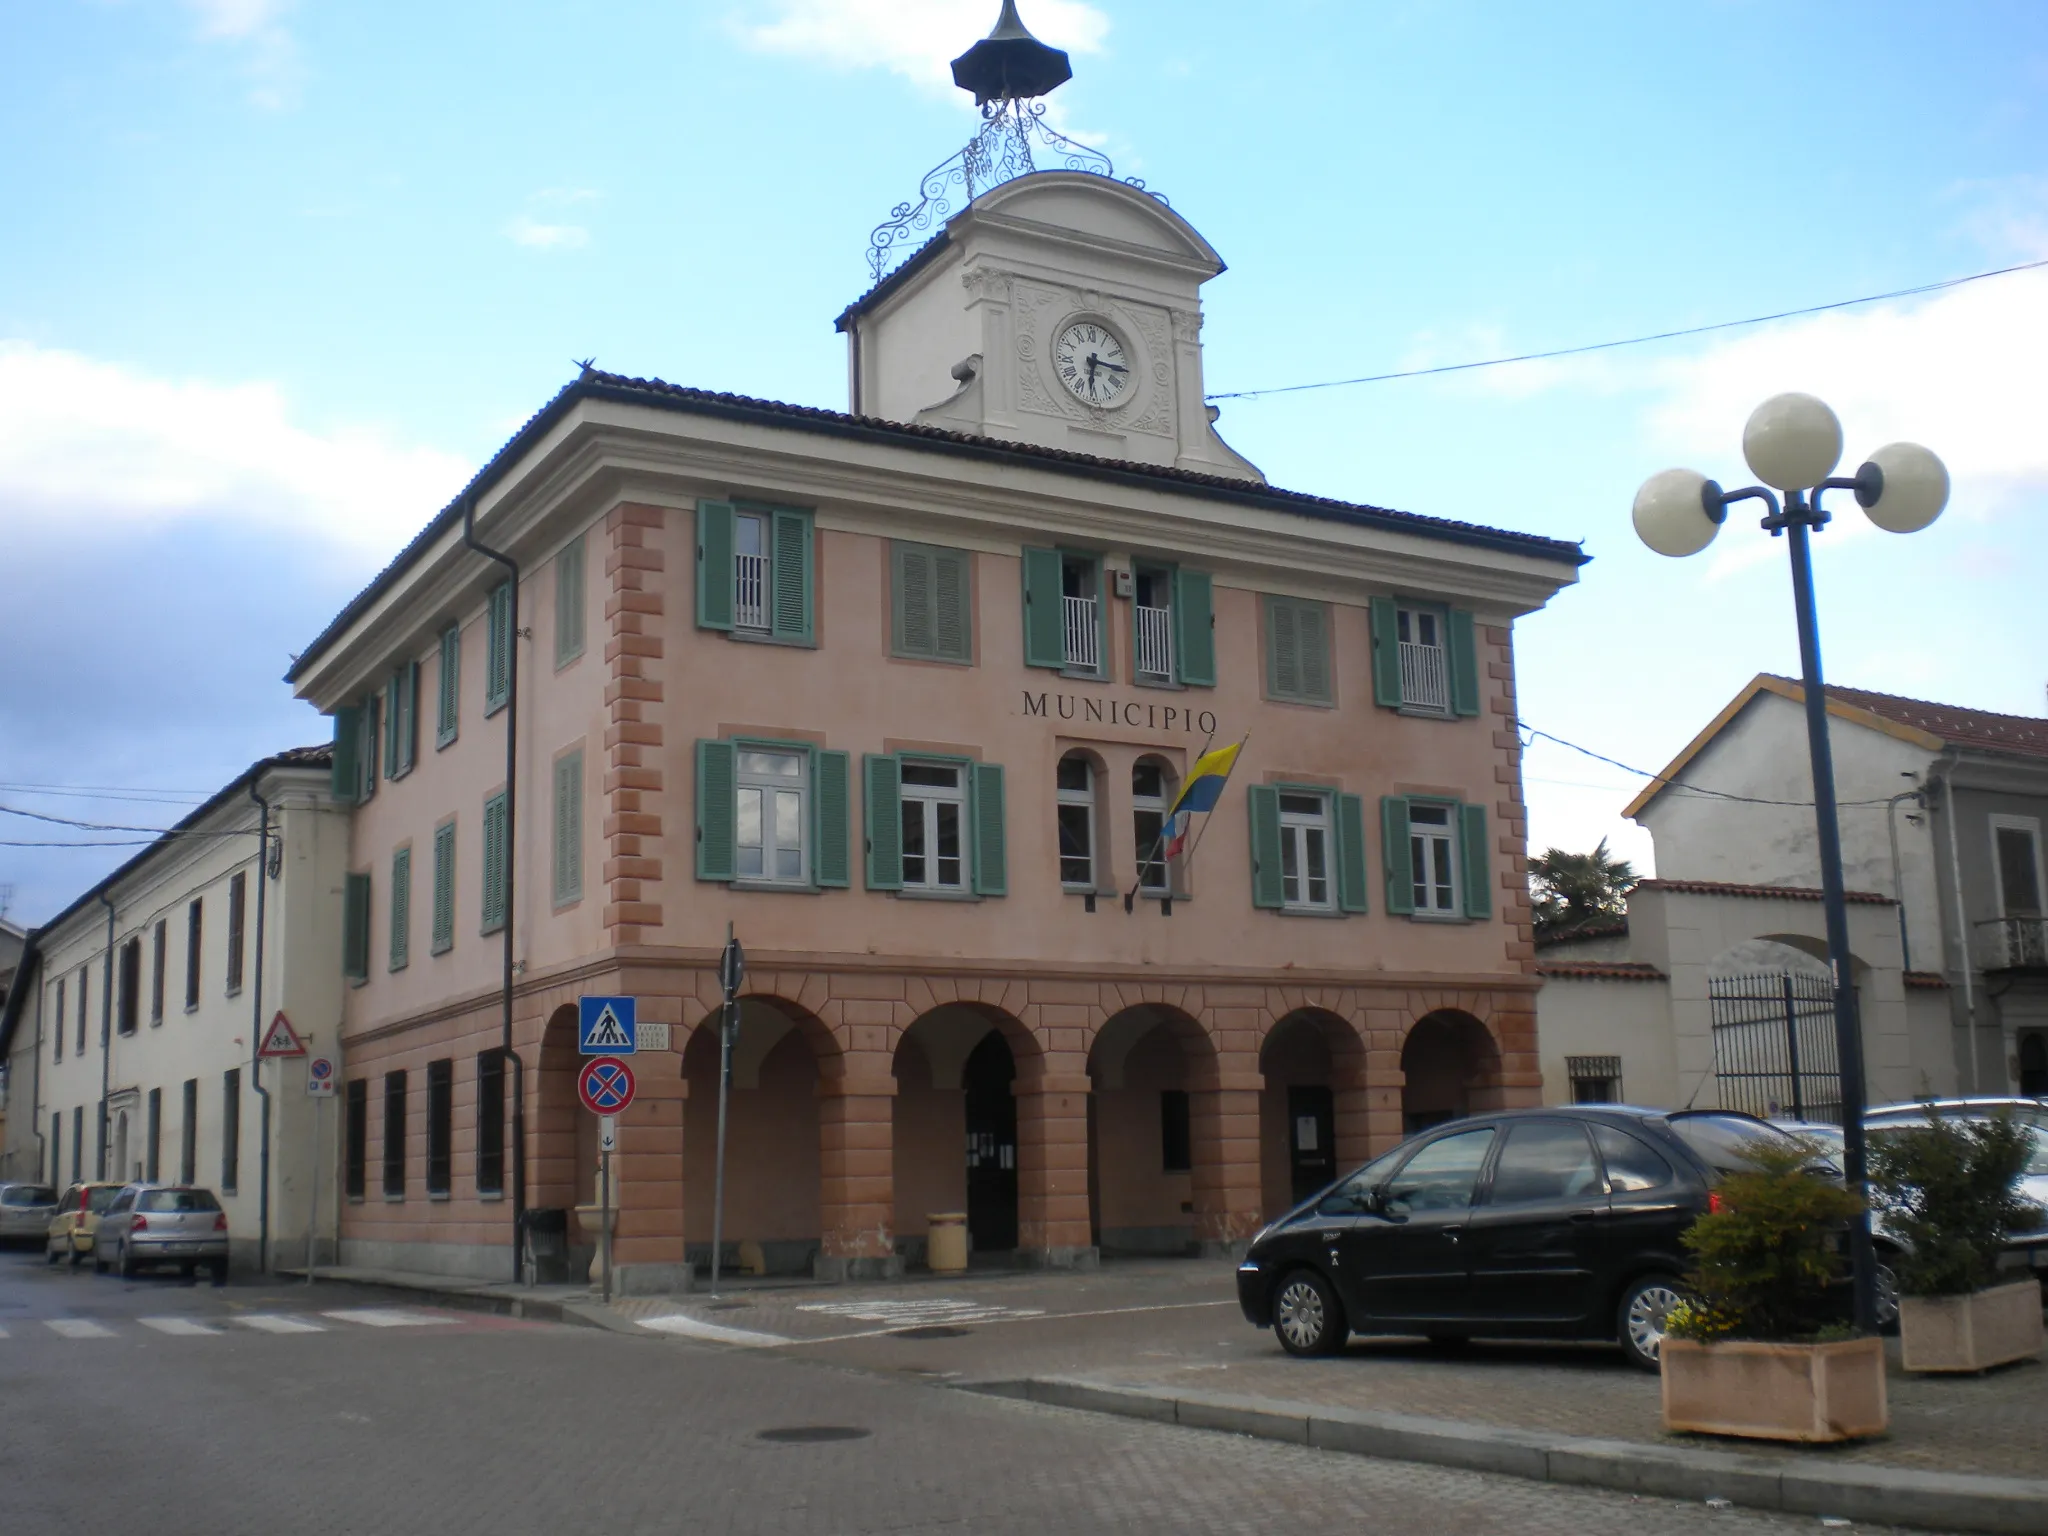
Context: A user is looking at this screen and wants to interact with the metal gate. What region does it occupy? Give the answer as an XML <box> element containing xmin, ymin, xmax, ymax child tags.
<box><xmin>1708</xmin><ymin>972</ymin><xmax>1843</xmax><ymax>1124</ymax></box>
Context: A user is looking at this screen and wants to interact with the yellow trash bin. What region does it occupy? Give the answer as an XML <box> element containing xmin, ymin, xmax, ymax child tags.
<box><xmin>926</xmin><ymin>1212</ymin><xmax>969</xmax><ymax>1274</ymax></box>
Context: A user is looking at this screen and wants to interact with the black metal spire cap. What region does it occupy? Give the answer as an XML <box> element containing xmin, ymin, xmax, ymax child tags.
<box><xmin>950</xmin><ymin>0</ymin><xmax>1072</xmax><ymax>106</ymax></box>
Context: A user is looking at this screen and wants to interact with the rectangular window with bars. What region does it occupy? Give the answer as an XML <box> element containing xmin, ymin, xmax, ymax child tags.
<box><xmin>150</xmin><ymin>919</ymin><xmax>166</xmax><ymax>1025</ymax></box>
<box><xmin>553</xmin><ymin>750</ymin><xmax>584</xmax><ymax>907</ymax></box>
<box><xmin>694</xmin><ymin>500</ymin><xmax>814</xmax><ymax>643</ymax></box>
<box><xmin>426</xmin><ymin>1059</ymin><xmax>452</xmax><ymax>1196</ymax></box>
<box><xmin>382</xmin><ymin>1070</ymin><xmax>406</xmax><ymax>1198</ymax></box>
<box><xmin>117</xmin><ymin>939</ymin><xmax>141</xmax><ymax>1035</ymax></box>
<box><xmin>431</xmin><ymin>821</ymin><xmax>456</xmax><ymax>954</ymax></box>
<box><xmin>184</xmin><ymin>900</ymin><xmax>202</xmax><ymax>1010</ymax></box>
<box><xmin>1263</xmin><ymin>594</ymin><xmax>1333</xmax><ymax>705</ymax></box>
<box><xmin>345</xmin><ymin>1079</ymin><xmax>367</xmax><ymax>1199</ymax></box>
<box><xmin>53</xmin><ymin>977</ymin><xmax>64</xmax><ymax>1062</ymax></box>
<box><xmin>1567</xmin><ymin>1056</ymin><xmax>1622</xmax><ymax>1104</ymax></box>
<box><xmin>226</xmin><ymin>870</ymin><xmax>247</xmax><ymax>994</ymax></box>
<box><xmin>476</xmin><ymin>1050</ymin><xmax>505</xmax><ymax>1196</ymax></box>
<box><xmin>146</xmin><ymin>1088</ymin><xmax>161</xmax><ymax>1182</ymax></box>
<box><xmin>1370</xmin><ymin>596</ymin><xmax>1481</xmax><ymax>717</ymax></box>
<box><xmin>436</xmin><ymin>624</ymin><xmax>460</xmax><ymax>748</ymax></box>
<box><xmin>179</xmin><ymin>1078</ymin><xmax>198</xmax><ymax>1185</ymax></box>
<box><xmin>76</xmin><ymin>967</ymin><xmax>88</xmax><ymax>1055</ymax></box>
<box><xmin>481</xmin><ymin>792</ymin><xmax>509</xmax><ymax>934</ymax></box>
<box><xmin>384</xmin><ymin>661</ymin><xmax>419</xmax><ymax>778</ymax></box>
<box><xmin>389</xmin><ymin>846</ymin><xmax>411</xmax><ymax>971</ymax></box>
<box><xmin>555</xmin><ymin>533</ymin><xmax>586</xmax><ymax>666</ymax></box>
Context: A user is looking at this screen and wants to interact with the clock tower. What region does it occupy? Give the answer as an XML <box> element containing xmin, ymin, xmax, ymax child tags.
<box><xmin>834</xmin><ymin>3</ymin><xmax>1263</xmax><ymax>484</ymax></box>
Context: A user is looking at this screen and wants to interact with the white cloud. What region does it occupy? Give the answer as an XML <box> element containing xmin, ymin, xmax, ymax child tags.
<box><xmin>0</xmin><ymin>341</ymin><xmax>472</xmax><ymax>560</ymax></box>
<box><xmin>734</xmin><ymin>0</ymin><xmax>1109</xmax><ymax>96</ymax></box>
<box><xmin>505</xmin><ymin>215</ymin><xmax>590</xmax><ymax>250</ymax></box>
<box><xmin>176</xmin><ymin>0</ymin><xmax>300</xmax><ymax>108</ymax></box>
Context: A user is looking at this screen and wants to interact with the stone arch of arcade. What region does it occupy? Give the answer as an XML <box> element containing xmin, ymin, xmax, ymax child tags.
<box><xmin>1398</xmin><ymin>1007</ymin><xmax>1511</xmax><ymax>1134</ymax></box>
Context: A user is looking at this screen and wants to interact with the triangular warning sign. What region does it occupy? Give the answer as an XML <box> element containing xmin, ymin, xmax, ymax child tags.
<box><xmin>585</xmin><ymin>1005</ymin><xmax>631</xmax><ymax>1051</ymax></box>
<box><xmin>258</xmin><ymin>1011</ymin><xmax>306</xmax><ymax>1058</ymax></box>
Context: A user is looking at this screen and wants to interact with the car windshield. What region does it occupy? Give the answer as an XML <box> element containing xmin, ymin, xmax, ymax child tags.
<box><xmin>138</xmin><ymin>1189</ymin><xmax>222</xmax><ymax>1214</ymax></box>
<box><xmin>1867</xmin><ymin>1117</ymin><xmax>2048</xmax><ymax>1176</ymax></box>
<box><xmin>3</xmin><ymin>1186</ymin><xmax>55</xmax><ymax>1206</ymax></box>
<box><xmin>1668</xmin><ymin>1113</ymin><xmax>1815</xmax><ymax>1174</ymax></box>
<box><xmin>86</xmin><ymin>1187</ymin><xmax>123</xmax><ymax>1213</ymax></box>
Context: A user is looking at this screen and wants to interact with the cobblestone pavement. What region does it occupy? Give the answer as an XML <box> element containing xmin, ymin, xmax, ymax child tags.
<box><xmin>621</xmin><ymin>1258</ymin><xmax>2048</xmax><ymax>1479</ymax></box>
<box><xmin>0</xmin><ymin>1251</ymin><xmax>1910</xmax><ymax>1535</ymax></box>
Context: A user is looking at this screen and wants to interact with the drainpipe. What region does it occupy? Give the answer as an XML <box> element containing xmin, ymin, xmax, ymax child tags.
<box><xmin>27</xmin><ymin>938</ymin><xmax>45</xmax><ymax>1183</ymax></box>
<box><xmin>249</xmin><ymin>780</ymin><xmax>273</xmax><ymax>1272</ymax></box>
<box><xmin>1931</xmin><ymin>754</ymin><xmax>1983</xmax><ymax>1091</ymax></box>
<box><xmin>1885</xmin><ymin>785</ymin><xmax>1924</xmax><ymax>973</ymax></box>
<box><xmin>463</xmin><ymin>496</ymin><xmax>526</xmax><ymax>1281</ymax></box>
<box><xmin>97</xmin><ymin>892</ymin><xmax>114</xmax><ymax>1180</ymax></box>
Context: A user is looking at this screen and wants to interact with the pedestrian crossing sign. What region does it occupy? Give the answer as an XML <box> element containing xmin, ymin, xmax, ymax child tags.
<box><xmin>578</xmin><ymin>995</ymin><xmax>637</xmax><ymax>1055</ymax></box>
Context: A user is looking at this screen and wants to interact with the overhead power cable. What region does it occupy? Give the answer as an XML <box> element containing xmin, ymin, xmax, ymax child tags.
<box><xmin>0</xmin><ymin>838</ymin><xmax>160</xmax><ymax>849</ymax></box>
<box><xmin>1518</xmin><ymin>722</ymin><xmax>1907</xmax><ymax>810</ymax></box>
<box><xmin>1208</xmin><ymin>254</ymin><xmax>2048</xmax><ymax>401</ymax></box>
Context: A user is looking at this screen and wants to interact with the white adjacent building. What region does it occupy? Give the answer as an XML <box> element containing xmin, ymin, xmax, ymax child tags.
<box><xmin>0</xmin><ymin>748</ymin><xmax>350</xmax><ymax>1271</ymax></box>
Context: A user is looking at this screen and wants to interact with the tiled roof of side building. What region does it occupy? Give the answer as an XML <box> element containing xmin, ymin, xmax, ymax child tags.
<box><xmin>1536</xmin><ymin>960</ymin><xmax>1667</xmax><ymax>981</ymax></box>
<box><xmin>1533</xmin><ymin>919</ymin><xmax>1630</xmax><ymax>948</ymax></box>
<box><xmin>1633</xmin><ymin>877</ymin><xmax>1894</xmax><ymax>905</ymax></box>
<box><xmin>285</xmin><ymin>368</ymin><xmax>1587</xmax><ymax>684</ymax></box>
<box><xmin>1793</xmin><ymin>677</ymin><xmax>2048</xmax><ymax>763</ymax></box>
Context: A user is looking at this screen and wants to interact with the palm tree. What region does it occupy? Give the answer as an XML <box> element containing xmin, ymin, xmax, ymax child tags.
<box><xmin>1529</xmin><ymin>839</ymin><xmax>1638</xmax><ymax>938</ymax></box>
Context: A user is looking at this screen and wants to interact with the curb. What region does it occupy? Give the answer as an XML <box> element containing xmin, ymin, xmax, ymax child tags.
<box><xmin>273</xmin><ymin>1268</ymin><xmax>639</xmax><ymax>1334</ymax></box>
<box><xmin>962</xmin><ymin>1378</ymin><xmax>2048</xmax><ymax>1536</ymax></box>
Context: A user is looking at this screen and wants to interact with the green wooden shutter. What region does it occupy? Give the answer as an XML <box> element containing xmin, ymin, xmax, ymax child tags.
<box><xmin>813</xmin><ymin>749</ymin><xmax>851</xmax><ymax>888</ymax></box>
<box><xmin>1381</xmin><ymin>797</ymin><xmax>1415</xmax><ymax>916</ymax></box>
<box><xmin>1370</xmin><ymin>597</ymin><xmax>1402</xmax><ymax>708</ymax></box>
<box><xmin>770</xmin><ymin>508</ymin><xmax>812</xmax><ymax>643</ymax></box>
<box><xmin>972</xmin><ymin>762</ymin><xmax>1007</xmax><ymax>896</ymax></box>
<box><xmin>389</xmin><ymin>847</ymin><xmax>411</xmax><ymax>971</ymax></box>
<box><xmin>1298</xmin><ymin>602</ymin><xmax>1331</xmax><ymax>704</ymax></box>
<box><xmin>553</xmin><ymin>751</ymin><xmax>583</xmax><ymax>905</ymax></box>
<box><xmin>1020</xmin><ymin>546</ymin><xmax>1064</xmax><ymax>669</ymax></box>
<box><xmin>485</xmin><ymin>583</ymin><xmax>511</xmax><ymax>714</ymax></box>
<box><xmin>863</xmin><ymin>754</ymin><xmax>902</xmax><ymax>891</ymax></box>
<box><xmin>330</xmin><ymin>708</ymin><xmax>361</xmax><ymax>804</ymax></box>
<box><xmin>893</xmin><ymin>544</ymin><xmax>934</xmax><ymax>657</ymax></box>
<box><xmin>1448</xmin><ymin>608</ymin><xmax>1481</xmax><ymax>717</ymax></box>
<box><xmin>556</xmin><ymin>534</ymin><xmax>586</xmax><ymax>665</ymax></box>
<box><xmin>695</xmin><ymin>500</ymin><xmax>736</xmax><ymax>631</ymax></box>
<box><xmin>934</xmin><ymin>549</ymin><xmax>971</xmax><ymax>662</ymax></box>
<box><xmin>1247</xmin><ymin>785</ymin><xmax>1284</xmax><ymax>908</ymax></box>
<box><xmin>437</xmin><ymin>626</ymin><xmax>460</xmax><ymax>746</ymax></box>
<box><xmin>1266</xmin><ymin>597</ymin><xmax>1300</xmax><ymax>700</ymax></box>
<box><xmin>481</xmin><ymin>793</ymin><xmax>508</xmax><ymax>933</ymax></box>
<box><xmin>1335</xmin><ymin>792</ymin><xmax>1369</xmax><ymax>914</ymax></box>
<box><xmin>1174</xmin><ymin>568</ymin><xmax>1215</xmax><ymax>686</ymax></box>
<box><xmin>431</xmin><ymin>823</ymin><xmax>455</xmax><ymax>954</ymax></box>
<box><xmin>361</xmin><ymin>694</ymin><xmax>380</xmax><ymax>800</ymax></box>
<box><xmin>695</xmin><ymin>739</ymin><xmax>737</xmax><ymax>881</ymax></box>
<box><xmin>384</xmin><ymin>674</ymin><xmax>401</xmax><ymax>779</ymax></box>
<box><xmin>343</xmin><ymin>872</ymin><xmax>371</xmax><ymax>982</ymax></box>
<box><xmin>1460</xmin><ymin>802</ymin><xmax>1492</xmax><ymax>918</ymax></box>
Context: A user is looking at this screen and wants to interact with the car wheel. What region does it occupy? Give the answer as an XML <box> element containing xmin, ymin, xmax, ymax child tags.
<box><xmin>70</xmin><ymin>1241</ymin><xmax>84</xmax><ymax>1270</ymax></box>
<box><xmin>1874</xmin><ymin>1256</ymin><xmax>1901</xmax><ymax>1335</ymax></box>
<box><xmin>117</xmin><ymin>1242</ymin><xmax>137</xmax><ymax>1280</ymax></box>
<box><xmin>1272</xmin><ymin>1268</ymin><xmax>1348</xmax><ymax>1358</ymax></box>
<box><xmin>46</xmin><ymin>1241</ymin><xmax>61</xmax><ymax>1266</ymax></box>
<box><xmin>209</xmin><ymin>1260</ymin><xmax>228</xmax><ymax>1287</ymax></box>
<box><xmin>93</xmin><ymin>1248</ymin><xmax>108</xmax><ymax>1275</ymax></box>
<box><xmin>1617</xmin><ymin>1274</ymin><xmax>1683</xmax><ymax>1372</ymax></box>
<box><xmin>178</xmin><ymin>1263</ymin><xmax>196</xmax><ymax>1280</ymax></box>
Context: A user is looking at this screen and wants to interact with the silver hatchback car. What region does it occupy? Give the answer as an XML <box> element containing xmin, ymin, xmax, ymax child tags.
<box><xmin>0</xmin><ymin>1182</ymin><xmax>58</xmax><ymax>1242</ymax></box>
<box><xmin>94</xmin><ymin>1185</ymin><xmax>230</xmax><ymax>1283</ymax></box>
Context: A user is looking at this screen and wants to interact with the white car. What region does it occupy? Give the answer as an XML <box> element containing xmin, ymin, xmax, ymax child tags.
<box><xmin>0</xmin><ymin>1182</ymin><xmax>58</xmax><ymax>1242</ymax></box>
<box><xmin>1862</xmin><ymin>1100</ymin><xmax>2048</xmax><ymax>1285</ymax></box>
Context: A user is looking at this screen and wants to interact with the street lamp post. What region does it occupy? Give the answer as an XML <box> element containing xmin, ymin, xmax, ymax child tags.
<box><xmin>1633</xmin><ymin>392</ymin><xmax>1950</xmax><ymax>1335</ymax></box>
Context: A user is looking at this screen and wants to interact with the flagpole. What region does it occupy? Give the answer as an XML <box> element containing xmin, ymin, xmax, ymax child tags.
<box><xmin>1124</xmin><ymin>727</ymin><xmax>1217</xmax><ymax>913</ymax></box>
<box><xmin>1178</xmin><ymin>732</ymin><xmax>1252</xmax><ymax>870</ymax></box>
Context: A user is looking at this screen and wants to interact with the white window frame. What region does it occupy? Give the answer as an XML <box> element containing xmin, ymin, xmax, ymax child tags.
<box><xmin>734</xmin><ymin>511</ymin><xmax>771</xmax><ymax>634</ymax></box>
<box><xmin>1132</xmin><ymin>757</ymin><xmax>1177</xmax><ymax>893</ymax></box>
<box><xmin>1056</xmin><ymin>754</ymin><xmax>1097</xmax><ymax>891</ymax></box>
<box><xmin>736</xmin><ymin>747</ymin><xmax>808</xmax><ymax>885</ymax></box>
<box><xmin>899</xmin><ymin>759</ymin><xmax>969</xmax><ymax>893</ymax></box>
<box><xmin>1278</xmin><ymin>790</ymin><xmax>1334</xmax><ymax>912</ymax></box>
<box><xmin>1409</xmin><ymin>801</ymin><xmax>1460</xmax><ymax>916</ymax></box>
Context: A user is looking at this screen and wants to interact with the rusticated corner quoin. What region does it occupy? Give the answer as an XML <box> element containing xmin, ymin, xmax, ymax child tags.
<box><xmin>602</xmin><ymin>503</ymin><xmax>667</xmax><ymax>943</ymax></box>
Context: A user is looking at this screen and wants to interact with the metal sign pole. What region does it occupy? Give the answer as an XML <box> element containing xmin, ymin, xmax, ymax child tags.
<box><xmin>305</xmin><ymin>1092</ymin><xmax>320</xmax><ymax>1284</ymax></box>
<box><xmin>710</xmin><ymin>922</ymin><xmax>740</xmax><ymax>1296</ymax></box>
<box><xmin>600</xmin><ymin>1143</ymin><xmax>613</xmax><ymax>1304</ymax></box>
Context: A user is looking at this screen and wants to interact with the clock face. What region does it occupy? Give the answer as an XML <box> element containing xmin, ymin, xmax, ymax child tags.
<box><xmin>1053</xmin><ymin>320</ymin><xmax>1133</xmax><ymax>407</ymax></box>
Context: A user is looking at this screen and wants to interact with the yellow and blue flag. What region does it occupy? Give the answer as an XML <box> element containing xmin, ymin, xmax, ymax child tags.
<box><xmin>1161</xmin><ymin>740</ymin><xmax>1242</xmax><ymax>860</ymax></box>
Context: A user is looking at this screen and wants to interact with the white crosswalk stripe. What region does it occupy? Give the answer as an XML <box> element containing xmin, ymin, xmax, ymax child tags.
<box><xmin>140</xmin><ymin>1317</ymin><xmax>221</xmax><ymax>1336</ymax></box>
<box><xmin>320</xmin><ymin>1308</ymin><xmax>440</xmax><ymax>1328</ymax></box>
<box><xmin>234</xmin><ymin>1313</ymin><xmax>326</xmax><ymax>1334</ymax></box>
<box><xmin>44</xmin><ymin>1319</ymin><xmax>115</xmax><ymax>1339</ymax></box>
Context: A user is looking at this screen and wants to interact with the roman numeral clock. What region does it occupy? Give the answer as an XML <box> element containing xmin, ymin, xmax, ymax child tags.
<box><xmin>1053</xmin><ymin>320</ymin><xmax>1133</xmax><ymax>407</ymax></box>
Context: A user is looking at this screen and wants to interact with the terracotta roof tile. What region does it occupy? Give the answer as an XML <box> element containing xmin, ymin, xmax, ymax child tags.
<box><xmin>1774</xmin><ymin>676</ymin><xmax>2048</xmax><ymax>763</ymax></box>
<box><xmin>1537</xmin><ymin>960</ymin><xmax>1667</xmax><ymax>981</ymax></box>
<box><xmin>1634</xmin><ymin>877</ymin><xmax>1894</xmax><ymax>906</ymax></box>
<box><xmin>1904</xmin><ymin>971</ymin><xmax>1950</xmax><ymax>990</ymax></box>
<box><xmin>1534</xmin><ymin>919</ymin><xmax>1630</xmax><ymax>949</ymax></box>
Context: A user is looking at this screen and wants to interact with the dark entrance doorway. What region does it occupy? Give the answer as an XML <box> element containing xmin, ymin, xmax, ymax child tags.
<box><xmin>963</xmin><ymin>1032</ymin><xmax>1018</xmax><ymax>1252</ymax></box>
<box><xmin>1287</xmin><ymin>1085</ymin><xmax>1336</xmax><ymax>1203</ymax></box>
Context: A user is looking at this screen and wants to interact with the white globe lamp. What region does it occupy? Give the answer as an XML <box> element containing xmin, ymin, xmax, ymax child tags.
<box><xmin>1742</xmin><ymin>392</ymin><xmax>1843</xmax><ymax>491</ymax></box>
<box><xmin>1858</xmin><ymin>441</ymin><xmax>1950</xmax><ymax>533</ymax></box>
<box><xmin>1632</xmin><ymin>468</ymin><xmax>1724</xmax><ymax>557</ymax></box>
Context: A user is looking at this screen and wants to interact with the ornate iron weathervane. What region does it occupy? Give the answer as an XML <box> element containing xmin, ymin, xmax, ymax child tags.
<box><xmin>864</xmin><ymin>0</ymin><xmax>1166</xmax><ymax>283</ymax></box>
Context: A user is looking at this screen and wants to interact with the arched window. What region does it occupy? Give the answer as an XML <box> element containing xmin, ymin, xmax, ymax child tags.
<box><xmin>1132</xmin><ymin>757</ymin><xmax>1179</xmax><ymax>894</ymax></box>
<box><xmin>1056</xmin><ymin>752</ymin><xmax>1097</xmax><ymax>889</ymax></box>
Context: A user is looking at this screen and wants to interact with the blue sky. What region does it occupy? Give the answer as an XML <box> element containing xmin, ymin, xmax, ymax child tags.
<box><xmin>3</xmin><ymin>0</ymin><xmax>2046</xmax><ymax>924</ymax></box>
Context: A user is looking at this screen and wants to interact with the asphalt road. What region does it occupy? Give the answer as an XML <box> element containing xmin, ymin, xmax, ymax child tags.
<box><xmin>0</xmin><ymin>1247</ymin><xmax>1902</xmax><ymax>1535</ymax></box>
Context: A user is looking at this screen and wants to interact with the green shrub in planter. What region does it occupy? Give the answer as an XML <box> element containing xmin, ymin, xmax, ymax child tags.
<box><xmin>1868</xmin><ymin>1111</ymin><xmax>2042</xmax><ymax>1298</ymax></box>
<box><xmin>1668</xmin><ymin>1139</ymin><xmax>1865</xmax><ymax>1343</ymax></box>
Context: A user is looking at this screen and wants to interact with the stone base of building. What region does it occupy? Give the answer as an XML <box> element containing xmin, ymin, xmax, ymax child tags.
<box><xmin>1017</xmin><ymin>1245</ymin><xmax>1101</xmax><ymax>1271</ymax></box>
<box><xmin>613</xmin><ymin>1261</ymin><xmax>696</xmax><ymax>1296</ymax></box>
<box><xmin>339</xmin><ymin>1237</ymin><xmax>515</xmax><ymax>1284</ymax></box>
<box><xmin>815</xmin><ymin>1252</ymin><xmax>907</xmax><ymax>1282</ymax></box>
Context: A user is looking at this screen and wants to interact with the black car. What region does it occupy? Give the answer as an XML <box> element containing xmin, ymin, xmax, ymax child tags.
<box><xmin>1236</xmin><ymin>1106</ymin><xmax>1810</xmax><ymax>1371</ymax></box>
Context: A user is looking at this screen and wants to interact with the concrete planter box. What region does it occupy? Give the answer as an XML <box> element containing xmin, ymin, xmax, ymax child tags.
<box><xmin>1898</xmin><ymin>1279</ymin><xmax>2045</xmax><ymax>1374</ymax></box>
<box><xmin>1661</xmin><ymin>1335</ymin><xmax>1887</xmax><ymax>1442</ymax></box>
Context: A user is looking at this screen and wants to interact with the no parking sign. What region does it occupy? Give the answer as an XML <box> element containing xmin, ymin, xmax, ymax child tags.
<box><xmin>578</xmin><ymin>1057</ymin><xmax>636</xmax><ymax>1116</ymax></box>
<box><xmin>306</xmin><ymin>1057</ymin><xmax>337</xmax><ymax>1098</ymax></box>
